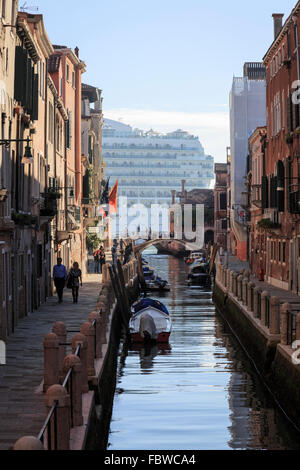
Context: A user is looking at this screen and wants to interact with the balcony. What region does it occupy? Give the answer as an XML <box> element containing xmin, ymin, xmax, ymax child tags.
<box><xmin>251</xmin><ymin>184</ymin><xmax>262</xmax><ymax>208</ymax></box>
<box><xmin>67</xmin><ymin>205</ymin><xmax>81</xmax><ymax>231</ymax></box>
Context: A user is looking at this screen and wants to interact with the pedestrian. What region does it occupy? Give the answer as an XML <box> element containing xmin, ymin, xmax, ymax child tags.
<box><xmin>94</xmin><ymin>249</ymin><xmax>100</xmax><ymax>274</ymax></box>
<box><xmin>68</xmin><ymin>262</ymin><xmax>83</xmax><ymax>304</ymax></box>
<box><xmin>53</xmin><ymin>257</ymin><xmax>68</xmax><ymax>303</ymax></box>
<box><xmin>99</xmin><ymin>246</ymin><xmax>106</xmax><ymax>274</ymax></box>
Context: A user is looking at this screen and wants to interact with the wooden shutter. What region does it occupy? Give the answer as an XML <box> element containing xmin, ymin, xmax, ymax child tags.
<box><xmin>32</xmin><ymin>74</ymin><xmax>39</xmax><ymax>121</ymax></box>
<box><xmin>262</xmin><ymin>176</ymin><xmax>268</xmax><ymax>210</ymax></box>
<box><xmin>287</xmin><ymin>95</ymin><xmax>292</xmax><ymax>133</ymax></box>
<box><xmin>14</xmin><ymin>46</ymin><xmax>27</xmax><ymax>103</ymax></box>
<box><xmin>270</xmin><ymin>176</ymin><xmax>278</xmax><ymax>208</ymax></box>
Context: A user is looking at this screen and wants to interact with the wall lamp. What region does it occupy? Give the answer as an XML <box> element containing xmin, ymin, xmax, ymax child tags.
<box><xmin>0</xmin><ymin>138</ymin><xmax>33</xmax><ymax>164</ymax></box>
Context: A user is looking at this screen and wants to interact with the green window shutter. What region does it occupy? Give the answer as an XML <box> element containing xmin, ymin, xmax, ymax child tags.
<box><xmin>14</xmin><ymin>46</ymin><xmax>27</xmax><ymax>103</ymax></box>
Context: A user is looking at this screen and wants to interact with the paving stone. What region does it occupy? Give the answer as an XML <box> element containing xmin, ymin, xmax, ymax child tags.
<box><xmin>0</xmin><ymin>275</ymin><xmax>102</xmax><ymax>450</ymax></box>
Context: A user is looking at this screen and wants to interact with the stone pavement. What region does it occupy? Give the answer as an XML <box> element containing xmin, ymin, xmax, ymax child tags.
<box><xmin>222</xmin><ymin>254</ymin><xmax>300</xmax><ymax>313</ymax></box>
<box><xmin>0</xmin><ymin>274</ymin><xmax>102</xmax><ymax>450</ymax></box>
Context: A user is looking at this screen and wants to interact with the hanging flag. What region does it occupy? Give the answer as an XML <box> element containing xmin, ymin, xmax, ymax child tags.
<box><xmin>109</xmin><ymin>179</ymin><xmax>119</xmax><ymax>214</ymax></box>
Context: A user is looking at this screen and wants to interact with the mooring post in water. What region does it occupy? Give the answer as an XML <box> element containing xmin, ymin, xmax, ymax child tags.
<box><xmin>117</xmin><ymin>260</ymin><xmax>131</xmax><ymax>321</ymax></box>
<box><xmin>136</xmin><ymin>252</ymin><xmax>146</xmax><ymax>291</ymax></box>
<box><xmin>108</xmin><ymin>265</ymin><xmax>129</xmax><ymax>331</ymax></box>
<box><xmin>88</xmin><ymin>311</ymin><xmax>103</xmax><ymax>358</ymax></box>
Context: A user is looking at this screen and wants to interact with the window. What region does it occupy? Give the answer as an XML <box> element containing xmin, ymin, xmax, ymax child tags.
<box><xmin>59</xmin><ymin>77</ymin><xmax>63</xmax><ymax>97</ymax></box>
<box><xmin>220</xmin><ymin>192</ymin><xmax>227</xmax><ymax>211</ymax></box>
<box><xmin>11</xmin><ymin>0</ymin><xmax>16</xmax><ymax>26</ymax></box>
<box><xmin>42</xmin><ymin>62</ymin><xmax>45</xmax><ymax>100</ymax></box>
<box><xmin>282</xmin><ymin>90</ymin><xmax>285</xmax><ymax>129</ymax></box>
<box><xmin>283</xmin><ymin>242</ymin><xmax>286</xmax><ymax>263</ymax></box>
<box><xmin>48</xmin><ymin>102</ymin><xmax>54</xmax><ymax>143</ymax></box>
<box><xmin>2</xmin><ymin>0</ymin><xmax>6</xmax><ymax>19</ymax></box>
<box><xmin>66</xmin><ymin>64</ymin><xmax>69</xmax><ymax>81</ymax></box>
<box><xmin>278</xmin><ymin>242</ymin><xmax>281</xmax><ymax>262</ymax></box>
<box><xmin>72</xmin><ymin>71</ymin><xmax>75</xmax><ymax>87</ymax></box>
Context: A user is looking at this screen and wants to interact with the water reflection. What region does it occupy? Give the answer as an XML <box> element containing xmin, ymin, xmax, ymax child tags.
<box><xmin>107</xmin><ymin>256</ymin><xmax>300</xmax><ymax>450</ymax></box>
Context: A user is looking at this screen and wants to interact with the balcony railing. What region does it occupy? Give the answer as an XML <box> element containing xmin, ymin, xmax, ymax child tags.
<box><xmin>251</xmin><ymin>184</ymin><xmax>262</xmax><ymax>208</ymax></box>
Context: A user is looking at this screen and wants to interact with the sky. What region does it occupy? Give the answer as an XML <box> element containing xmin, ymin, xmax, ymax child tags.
<box><xmin>32</xmin><ymin>0</ymin><xmax>297</xmax><ymax>163</ymax></box>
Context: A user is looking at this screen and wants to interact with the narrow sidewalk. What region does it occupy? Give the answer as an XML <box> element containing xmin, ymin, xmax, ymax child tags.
<box><xmin>221</xmin><ymin>254</ymin><xmax>300</xmax><ymax>312</ymax></box>
<box><xmin>0</xmin><ymin>274</ymin><xmax>102</xmax><ymax>450</ymax></box>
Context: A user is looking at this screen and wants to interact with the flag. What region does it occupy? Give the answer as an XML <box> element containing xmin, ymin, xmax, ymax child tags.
<box><xmin>100</xmin><ymin>178</ymin><xmax>110</xmax><ymax>204</ymax></box>
<box><xmin>109</xmin><ymin>179</ymin><xmax>119</xmax><ymax>214</ymax></box>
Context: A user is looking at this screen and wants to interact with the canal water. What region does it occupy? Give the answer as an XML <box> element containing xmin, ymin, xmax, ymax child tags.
<box><xmin>107</xmin><ymin>255</ymin><xmax>300</xmax><ymax>450</ymax></box>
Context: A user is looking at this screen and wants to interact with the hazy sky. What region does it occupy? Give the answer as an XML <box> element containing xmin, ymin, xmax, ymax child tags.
<box><xmin>33</xmin><ymin>0</ymin><xmax>296</xmax><ymax>162</ymax></box>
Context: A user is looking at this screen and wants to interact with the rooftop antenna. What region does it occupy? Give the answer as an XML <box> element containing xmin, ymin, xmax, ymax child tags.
<box><xmin>20</xmin><ymin>2</ymin><xmax>39</xmax><ymax>12</ymax></box>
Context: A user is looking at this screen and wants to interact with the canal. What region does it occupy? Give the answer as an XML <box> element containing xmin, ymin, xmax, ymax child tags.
<box><xmin>107</xmin><ymin>255</ymin><xmax>300</xmax><ymax>450</ymax></box>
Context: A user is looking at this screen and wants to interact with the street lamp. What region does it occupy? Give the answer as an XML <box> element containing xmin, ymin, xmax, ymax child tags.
<box><xmin>21</xmin><ymin>139</ymin><xmax>34</xmax><ymax>164</ymax></box>
<box><xmin>0</xmin><ymin>138</ymin><xmax>33</xmax><ymax>164</ymax></box>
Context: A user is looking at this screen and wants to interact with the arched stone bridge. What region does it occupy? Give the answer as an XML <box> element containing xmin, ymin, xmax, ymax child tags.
<box><xmin>133</xmin><ymin>238</ymin><xmax>203</xmax><ymax>255</ymax></box>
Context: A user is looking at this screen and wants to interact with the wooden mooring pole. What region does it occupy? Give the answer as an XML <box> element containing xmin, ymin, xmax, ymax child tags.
<box><xmin>108</xmin><ymin>265</ymin><xmax>129</xmax><ymax>331</ymax></box>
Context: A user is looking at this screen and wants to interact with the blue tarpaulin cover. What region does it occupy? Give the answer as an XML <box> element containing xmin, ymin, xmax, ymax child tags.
<box><xmin>133</xmin><ymin>298</ymin><xmax>169</xmax><ymax>316</ymax></box>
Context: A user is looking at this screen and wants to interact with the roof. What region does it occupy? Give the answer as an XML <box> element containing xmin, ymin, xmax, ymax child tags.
<box><xmin>263</xmin><ymin>1</ymin><xmax>300</xmax><ymax>64</ymax></box>
<box><xmin>48</xmin><ymin>54</ymin><xmax>61</xmax><ymax>73</ymax></box>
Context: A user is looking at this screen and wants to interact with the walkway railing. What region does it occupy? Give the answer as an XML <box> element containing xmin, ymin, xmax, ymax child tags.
<box><xmin>38</xmin><ymin>343</ymin><xmax>81</xmax><ymax>450</ymax></box>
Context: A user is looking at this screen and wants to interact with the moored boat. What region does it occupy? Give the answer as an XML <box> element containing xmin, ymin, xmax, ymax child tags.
<box><xmin>187</xmin><ymin>262</ymin><xmax>211</xmax><ymax>288</ymax></box>
<box><xmin>129</xmin><ymin>298</ymin><xmax>172</xmax><ymax>344</ymax></box>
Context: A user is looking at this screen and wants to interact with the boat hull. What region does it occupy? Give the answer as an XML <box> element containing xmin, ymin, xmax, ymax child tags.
<box><xmin>131</xmin><ymin>331</ymin><xmax>171</xmax><ymax>344</ymax></box>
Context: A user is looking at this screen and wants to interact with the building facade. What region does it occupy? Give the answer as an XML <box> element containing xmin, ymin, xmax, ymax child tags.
<box><xmin>261</xmin><ymin>6</ymin><xmax>300</xmax><ymax>291</ymax></box>
<box><xmin>81</xmin><ymin>83</ymin><xmax>107</xmax><ymax>250</ymax></box>
<box><xmin>229</xmin><ymin>63</ymin><xmax>266</xmax><ymax>261</ymax></box>
<box><xmin>48</xmin><ymin>45</ymin><xmax>86</xmax><ymax>272</ymax></box>
<box><xmin>247</xmin><ymin>127</ymin><xmax>267</xmax><ymax>278</ymax></box>
<box><xmin>214</xmin><ymin>163</ymin><xmax>228</xmax><ymax>250</ymax></box>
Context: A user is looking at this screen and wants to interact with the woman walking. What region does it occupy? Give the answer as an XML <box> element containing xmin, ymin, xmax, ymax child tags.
<box><xmin>68</xmin><ymin>262</ymin><xmax>83</xmax><ymax>304</ymax></box>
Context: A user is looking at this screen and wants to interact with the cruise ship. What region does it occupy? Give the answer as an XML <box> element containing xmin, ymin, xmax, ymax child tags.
<box><xmin>102</xmin><ymin>119</ymin><xmax>214</xmax><ymax>209</ymax></box>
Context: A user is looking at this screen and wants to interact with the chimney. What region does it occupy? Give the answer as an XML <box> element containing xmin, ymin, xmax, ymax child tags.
<box><xmin>74</xmin><ymin>46</ymin><xmax>79</xmax><ymax>58</ymax></box>
<box><xmin>272</xmin><ymin>13</ymin><xmax>284</xmax><ymax>39</ymax></box>
<box><xmin>171</xmin><ymin>190</ymin><xmax>176</xmax><ymax>205</ymax></box>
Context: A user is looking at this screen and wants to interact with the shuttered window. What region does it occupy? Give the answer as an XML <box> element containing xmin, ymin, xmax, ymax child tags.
<box><xmin>270</xmin><ymin>176</ymin><xmax>278</xmax><ymax>209</ymax></box>
<box><xmin>287</xmin><ymin>94</ymin><xmax>293</xmax><ymax>132</ymax></box>
<box><xmin>67</xmin><ymin>111</ymin><xmax>72</xmax><ymax>149</ymax></box>
<box><xmin>32</xmin><ymin>74</ymin><xmax>39</xmax><ymax>121</ymax></box>
<box><xmin>262</xmin><ymin>176</ymin><xmax>269</xmax><ymax>210</ymax></box>
<box><xmin>14</xmin><ymin>46</ymin><xmax>27</xmax><ymax>103</ymax></box>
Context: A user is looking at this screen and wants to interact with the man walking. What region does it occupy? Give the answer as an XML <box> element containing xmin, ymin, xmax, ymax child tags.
<box><xmin>53</xmin><ymin>258</ymin><xmax>68</xmax><ymax>303</ymax></box>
